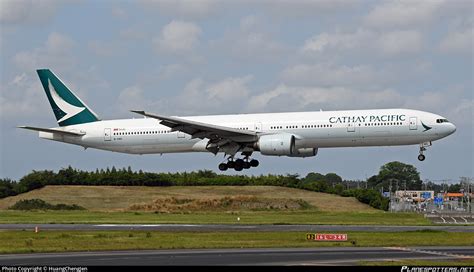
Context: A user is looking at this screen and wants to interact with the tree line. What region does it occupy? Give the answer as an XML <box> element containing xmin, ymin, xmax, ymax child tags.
<box><xmin>0</xmin><ymin>161</ymin><xmax>468</xmax><ymax>211</ymax></box>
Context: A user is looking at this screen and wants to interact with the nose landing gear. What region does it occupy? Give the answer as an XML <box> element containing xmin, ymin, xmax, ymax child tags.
<box><xmin>417</xmin><ymin>142</ymin><xmax>431</xmax><ymax>161</ymax></box>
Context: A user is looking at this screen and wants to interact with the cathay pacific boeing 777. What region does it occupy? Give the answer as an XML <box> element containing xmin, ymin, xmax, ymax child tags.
<box><xmin>19</xmin><ymin>69</ymin><xmax>456</xmax><ymax>171</ymax></box>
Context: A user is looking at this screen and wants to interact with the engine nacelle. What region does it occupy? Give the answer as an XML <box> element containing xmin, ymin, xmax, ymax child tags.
<box><xmin>257</xmin><ymin>134</ymin><xmax>295</xmax><ymax>156</ymax></box>
<box><xmin>289</xmin><ymin>147</ymin><xmax>318</xmax><ymax>157</ymax></box>
<box><xmin>257</xmin><ymin>134</ymin><xmax>317</xmax><ymax>157</ymax></box>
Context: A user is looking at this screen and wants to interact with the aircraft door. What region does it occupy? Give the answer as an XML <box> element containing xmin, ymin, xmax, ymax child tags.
<box><xmin>347</xmin><ymin>123</ymin><xmax>355</xmax><ymax>132</ymax></box>
<box><xmin>409</xmin><ymin>117</ymin><xmax>418</xmax><ymax>130</ymax></box>
<box><xmin>254</xmin><ymin>122</ymin><xmax>262</xmax><ymax>132</ymax></box>
<box><xmin>104</xmin><ymin>128</ymin><xmax>111</xmax><ymax>141</ymax></box>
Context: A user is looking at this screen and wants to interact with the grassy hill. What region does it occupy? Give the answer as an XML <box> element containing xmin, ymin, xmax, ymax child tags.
<box><xmin>0</xmin><ymin>185</ymin><xmax>376</xmax><ymax>212</ymax></box>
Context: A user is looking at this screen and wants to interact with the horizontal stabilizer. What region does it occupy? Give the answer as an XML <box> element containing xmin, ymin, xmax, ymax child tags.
<box><xmin>17</xmin><ymin>126</ymin><xmax>85</xmax><ymax>136</ymax></box>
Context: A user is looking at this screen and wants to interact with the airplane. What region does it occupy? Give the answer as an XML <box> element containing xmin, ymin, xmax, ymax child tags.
<box><xmin>19</xmin><ymin>69</ymin><xmax>457</xmax><ymax>171</ymax></box>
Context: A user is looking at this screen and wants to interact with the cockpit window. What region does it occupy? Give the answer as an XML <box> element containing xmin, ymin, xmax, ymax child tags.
<box><xmin>436</xmin><ymin>119</ymin><xmax>449</xmax><ymax>123</ymax></box>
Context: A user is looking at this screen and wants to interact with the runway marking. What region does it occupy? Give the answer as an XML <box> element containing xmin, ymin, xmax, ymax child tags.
<box><xmin>441</xmin><ymin>217</ymin><xmax>446</xmax><ymax>223</ymax></box>
<box><xmin>96</xmin><ymin>224</ymin><xmax>200</xmax><ymax>227</ymax></box>
<box><xmin>385</xmin><ymin>247</ymin><xmax>473</xmax><ymax>259</ymax></box>
<box><xmin>461</xmin><ymin>217</ymin><xmax>468</xmax><ymax>223</ymax></box>
<box><xmin>94</xmin><ymin>224</ymin><xmax>257</xmax><ymax>229</ymax></box>
<box><xmin>295</xmin><ymin>256</ymin><xmax>448</xmax><ymax>266</ymax></box>
<box><xmin>452</xmin><ymin>217</ymin><xmax>458</xmax><ymax>224</ymax></box>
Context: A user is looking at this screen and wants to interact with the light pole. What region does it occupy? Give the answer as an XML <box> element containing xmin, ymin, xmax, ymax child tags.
<box><xmin>389</xmin><ymin>180</ymin><xmax>392</xmax><ymax>213</ymax></box>
<box><xmin>468</xmin><ymin>177</ymin><xmax>472</xmax><ymax>214</ymax></box>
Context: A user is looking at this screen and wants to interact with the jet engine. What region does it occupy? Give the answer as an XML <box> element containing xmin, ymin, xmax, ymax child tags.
<box><xmin>256</xmin><ymin>134</ymin><xmax>317</xmax><ymax>157</ymax></box>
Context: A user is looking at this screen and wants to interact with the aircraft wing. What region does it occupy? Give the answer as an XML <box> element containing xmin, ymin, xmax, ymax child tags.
<box><xmin>18</xmin><ymin>126</ymin><xmax>86</xmax><ymax>136</ymax></box>
<box><xmin>130</xmin><ymin>110</ymin><xmax>258</xmax><ymax>143</ymax></box>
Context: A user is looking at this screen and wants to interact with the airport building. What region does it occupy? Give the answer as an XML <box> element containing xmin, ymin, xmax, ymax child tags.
<box><xmin>389</xmin><ymin>190</ymin><xmax>472</xmax><ymax>214</ymax></box>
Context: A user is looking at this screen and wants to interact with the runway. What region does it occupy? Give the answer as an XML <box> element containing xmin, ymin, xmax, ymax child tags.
<box><xmin>0</xmin><ymin>247</ymin><xmax>472</xmax><ymax>265</ymax></box>
<box><xmin>1</xmin><ymin>223</ymin><xmax>473</xmax><ymax>232</ymax></box>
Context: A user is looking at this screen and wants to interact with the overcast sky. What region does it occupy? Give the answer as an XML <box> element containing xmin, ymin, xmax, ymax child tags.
<box><xmin>0</xmin><ymin>0</ymin><xmax>472</xmax><ymax>182</ymax></box>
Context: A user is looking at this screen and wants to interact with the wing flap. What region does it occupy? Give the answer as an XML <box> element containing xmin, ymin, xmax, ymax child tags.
<box><xmin>131</xmin><ymin>110</ymin><xmax>258</xmax><ymax>142</ymax></box>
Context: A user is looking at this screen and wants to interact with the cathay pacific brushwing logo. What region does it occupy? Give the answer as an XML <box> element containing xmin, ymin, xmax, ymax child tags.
<box><xmin>48</xmin><ymin>79</ymin><xmax>85</xmax><ymax>123</ymax></box>
<box><xmin>421</xmin><ymin>121</ymin><xmax>432</xmax><ymax>132</ymax></box>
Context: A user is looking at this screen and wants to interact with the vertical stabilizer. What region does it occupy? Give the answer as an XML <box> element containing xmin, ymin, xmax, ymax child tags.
<box><xmin>37</xmin><ymin>69</ymin><xmax>100</xmax><ymax>126</ymax></box>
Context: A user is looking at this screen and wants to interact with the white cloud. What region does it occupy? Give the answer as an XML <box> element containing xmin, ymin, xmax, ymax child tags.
<box><xmin>244</xmin><ymin>83</ymin><xmax>473</xmax><ymax>128</ymax></box>
<box><xmin>88</xmin><ymin>40</ymin><xmax>123</xmax><ymax>57</ymax></box>
<box><xmin>302</xmin><ymin>29</ymin><xmax>423</xmax><ymax>56</ymax></box>
<box><xmin>451</xmin><ymin>99</ymin><xmax>473</xmax><ymax>126</ymax></box>
<box><xmin>159</xmin><ymin>64</ymin><xmax>185</xmax><ymax>80</ymax></box>
<box><xmin>153</xmin><ymin>20</ymin><xmax>202</xmax><ymax>54</ymax></box>
<box><xmin>0</xmin><ymin>0</ymin><xmax>62</xmax><ymax>25</ymax></box>
<box><xmin>13</xmin><ymin>32</ymin><xmax>76</xmax><ymax>72</ymax></box>
<box><xmin>403</xmin><ymin>90</ymin><xmax>474</xmax><ymax>126</ymax></box>
<box><xmin>118</xmin><ymin>86</ymin><xmax>149</xmax><ymax>110</ymax></box>
<box><xmin>264</xmin><ymin>0</ymin><xmax>357</xmax><ymax>18</ymax></box>
<box><xmin>439</xmin><ymin>28</ymin><xmax>473</xmax><ymax>54</ymax></box>
<box><xmin>119</xmin><ymin>27</ymin><xmax>147</xmax><ymax>40</ymax></box>
<box><xmin>239</xmin><ymin>15</ymin><xmax>259</xmax><ymax>32</ymax></box>
<box><xmin>302</xmin><ymin>29</ymin><xmax>374</xmax><ymax>53</ymax></box>
<box><xmin>176</xmin><ymin>76</ymin><xmax>253</xmax><ymax>114</ymax></box>
<box><xmin>206</xmin><ymin>75</ymin><xmax>252</xmax><ymax>102</ymax></box>
<box><xmin>364</xmin><ymin>0</ymin><xmax>445</xmax><ymax>29</ymax></box>
<box><xmin>4</xmin><ymin>33</ymin><xmax>109</xmax><ymax>122</ymax></box>
<box><xmin>246</xmin><ymin>84</ymin><xmax>404</xmax><ymax>113</ymax></box>
<box><xmin>114</xmin><ymin>76</ymin><xmax>254</xmax><ymax>116</ymax></box>
<box><xmin>1</xmin><ymin>68</ymin><xmax>110</xmax><ymax>124</ymax></box>
<box><xmin>0</xmin><ymin>73</ymin><xmax>50</xmax><ymax>119</ymax></box>
<box><xmin>45</xmin><ymin>32</ymin><xmax>75</xmax><ymax>53</ymax></box>
<box><xmin>281</xmin><ymin>63</ymin><xmax>380</xmax><ymax>87</ymax></box>
<box><xmin>209</xmin><ymin>16</ymin><xmax>286</xmax><ymax>61</ymax></box>
<box><xmin>140</xmin><ymin>0</ymin><xmax>220</xmax><ymax>19</ymax></box>
<box><xmin>111</xmin><ymin>7</ymin><xmax>127</xmax><ymax>19</ymax></box>
<box><xmin>375</xmin><ymin>30</ymin><xmax>423</xmax><ymax>55</ymax></box>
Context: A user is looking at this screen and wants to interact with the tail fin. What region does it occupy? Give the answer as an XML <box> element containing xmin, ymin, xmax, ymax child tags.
<box><xmin>37</xmin><ymin>69</ymin><xmax>100</xmax><ymax>126</ymax></box>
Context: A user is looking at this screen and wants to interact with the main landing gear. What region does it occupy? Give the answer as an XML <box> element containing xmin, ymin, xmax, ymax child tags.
<box><xmin>417</xmin><ymin>142</ymin><xmax>431</xmax><ymax>161</ymax></box>
<box><xmin>218</xmin><ymin>156</ymin><xmax>259</xmax><ymax>171</ymax></box>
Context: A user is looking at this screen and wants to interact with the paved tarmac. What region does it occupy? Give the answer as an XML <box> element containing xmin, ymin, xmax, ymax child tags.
<box><xmin>1</xmin><ymin>223</ymin><xmax>473</xmax><ymax>232</ymax></box>
<box><xmin>0</xmin><ymin>247</ymin><xmax>472</xmax><ymax>265</ymax></box>
<box><xmin>427</xmin><ymin>214</ymin><xmax>474</xmax><ymax>224</ymax></box>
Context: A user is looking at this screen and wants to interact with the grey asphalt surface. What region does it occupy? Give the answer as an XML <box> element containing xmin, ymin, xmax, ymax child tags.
<box><xmin>0</xmin><ymin>247</ymin><xmax>472</xmax><ymax>265</ymax></box>
<box><xmin>1</xmin><ymin>223</ymin><xmax>474</xmax><ymax>232</ymax></box>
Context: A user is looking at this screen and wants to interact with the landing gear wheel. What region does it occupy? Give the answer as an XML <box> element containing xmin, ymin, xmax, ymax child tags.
<box><xmin>227</xmin><ymin>161</ymin><xmax>235</xmax><ymax>169</ymax></box>
<box><xmin>243</xmin><ymin>162</ymin><xmax>251</xmax><ymax>169</ymax></box>
<box><xmin>418</xmin><ymin>143</ymin><xmax>429</xmax><ymax>162</ymax></box>
<box><xmin>218</xmin><ymin>163</ymin><xmax>229</xmax><ymax>171</ymax></box>
<box><xmin>234</xmin><ymin>159</ymin><xmax>244</xmax><ymax>171</ymax></box>
<box><xmin>249</xmin><ymin>159</ymin><xmax>259</xmax><ymax>167</ymax></box>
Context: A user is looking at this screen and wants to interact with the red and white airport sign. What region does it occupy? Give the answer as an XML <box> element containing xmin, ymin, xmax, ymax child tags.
<box><xmin>306</xmin><ymin>233</ymin><xmax>348</xmax><ymax>241</ymax></box>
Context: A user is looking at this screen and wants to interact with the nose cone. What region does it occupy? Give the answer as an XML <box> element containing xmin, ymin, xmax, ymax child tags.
<box><xmin>449</xmin><ymin>123</ymin><xmax>456</xmax><ymax>135</ymax></box>
<box><xmin>441</xmin><ymin>123</ymin><xmax>456</xmax><ymax>137</ymax></box>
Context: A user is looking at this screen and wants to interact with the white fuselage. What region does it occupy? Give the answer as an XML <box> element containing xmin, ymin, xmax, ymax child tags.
<box><xmin>38</xmin><ymin>108</ymin><xmax>456</xmax><ymax>156</ymax></box>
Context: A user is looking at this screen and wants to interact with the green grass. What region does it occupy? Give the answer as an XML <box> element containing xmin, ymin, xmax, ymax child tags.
<box><xmin>0</xmin><ymin>230</ymin><xmax>472</xmax><ymax>254</ymax></box>
<box><xmin>360</xmin><ymin>259</ymin><xmax>474</xmax><ymax>266</ymax></box>
<box><xmin>0</xmin><ymin>210</ymin><xmax>431</xmax><ymax>225</ymax></box>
